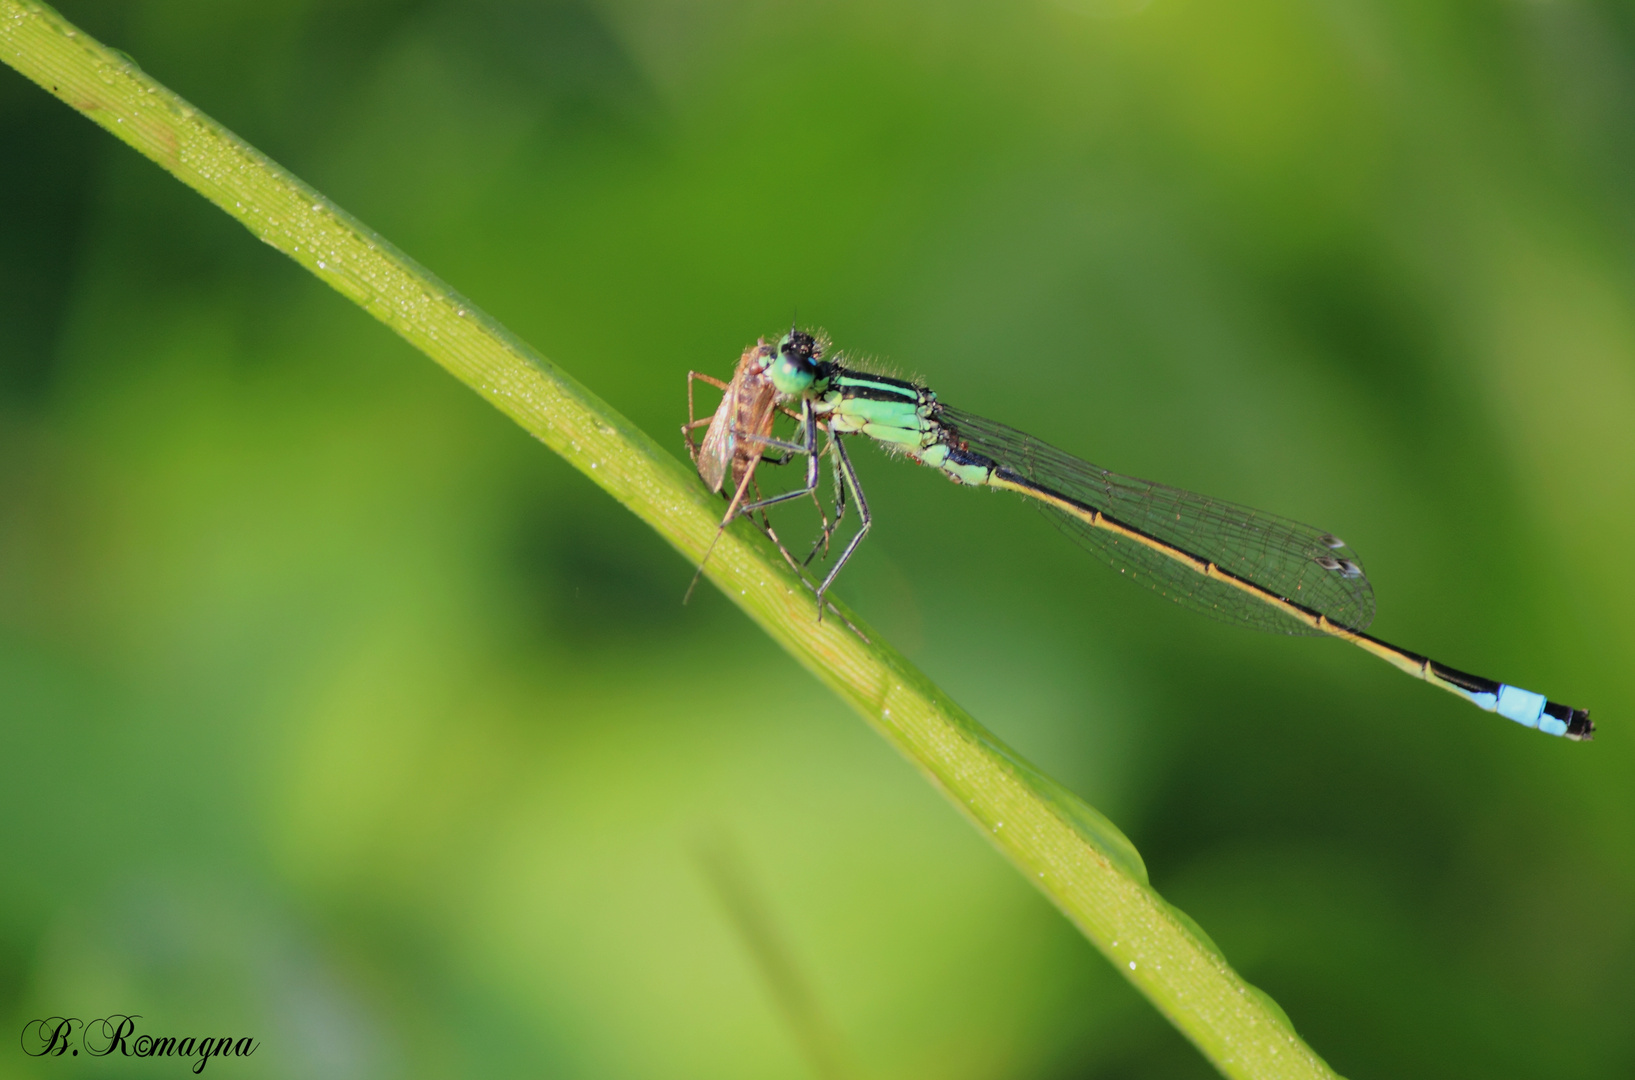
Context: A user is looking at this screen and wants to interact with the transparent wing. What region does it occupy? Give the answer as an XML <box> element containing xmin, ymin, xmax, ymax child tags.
<box><xmin>938</xmin><ymin>406</ymin><xmax>1376</xmax><ymax>634</ymax></box>
<box><xmin>696</xmin><ymin>376</ymin><xmax>740</xmax><ymax>493</ymax></box>
<box><xmin>699</xmin><ymin>345</ymin><xmax>781</xmax><ymax>494</ymax></box>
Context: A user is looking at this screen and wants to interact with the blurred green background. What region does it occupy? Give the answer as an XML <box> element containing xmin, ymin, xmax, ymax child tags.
<box><xmin>3</xmin><ymin>0</ymin><xmax>1633</xmax><ymax>1076</ymax></box>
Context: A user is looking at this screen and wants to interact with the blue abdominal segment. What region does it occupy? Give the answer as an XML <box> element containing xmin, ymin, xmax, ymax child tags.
<box><xmin>1456</xmin><ymin>684</ymin><xmax>1568</xmax><ymax>737</ymax></box>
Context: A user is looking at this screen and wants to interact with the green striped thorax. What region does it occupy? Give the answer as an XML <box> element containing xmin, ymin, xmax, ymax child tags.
<box><xmin>773</xmin><ymin>331</ymin><xmax>938</xmax><ymax>442</ymax></box>
<box><xmin>770</xmin><ymin>330</ymin><xmax>996</xmax><ymax>484</ymax></box>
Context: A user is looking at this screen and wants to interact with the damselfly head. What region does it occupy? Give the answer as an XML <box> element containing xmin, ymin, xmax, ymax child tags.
<box><xmin>772</xmin><ymin>330</ymin><xmax>822</xmax><ymax>395</ymax></box>
<box><xmin>780</xmin><ymin>330</ymin><xmax>821</xmax><ymax>363</ymax></box>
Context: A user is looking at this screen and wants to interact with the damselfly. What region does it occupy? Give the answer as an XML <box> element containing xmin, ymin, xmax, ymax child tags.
<box><xmin>706</xmin><ymin>329</ymin><xmax>1592</xmax><ymax>741</ymax></box>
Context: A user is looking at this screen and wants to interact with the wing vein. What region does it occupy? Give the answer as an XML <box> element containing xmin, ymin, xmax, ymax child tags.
<box><xmin>938</xmin><ymin>406</ymin><xmax>1376</xmax><ymax>635</ymax></box>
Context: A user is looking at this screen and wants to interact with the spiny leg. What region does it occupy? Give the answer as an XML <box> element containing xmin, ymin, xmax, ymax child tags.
<box><xmin>685</xmin><ymin>402</ymin><xmax>819</xmax><ymax>603</ymax></box>
<box><xmin>738</xmin><ymin>429</ymin><xmax>809</xmax><ymax>463</ymax></box>
<box><xmin>748</xmin><ymin>471</ymin><xmax>870</xmax><ymax>644</ymax></box>
<box><xmin>688</xmin><ymin>406</ymin><xmax>870</xmax><ymax>640</ymax></box>
<box><xmin>737</xmin><ymin>401</ymin><xmax>822</xmax><ymax>518</ymax></box>
<box><xmin>755</xmin><ymin>487</ymin><xmax>815</xmax><ymax>578</ymax></box>
<box><xmin>814</xmin><ymin>434</ymin><xmax>871</xmax><ymax>619</ymax></box>
<box><xmin>682</xmin><ymin>399</ymin><xmax>859</xmax><ymax>637</ymax></box>
<box><xmin>744</xmin><ymin>456</ymin><xmax>823</xmax><ymax>535</ymax></box>
<box><xmin>804</xmin><ymin>436</ymin><xmax>848</xmax><ymax>566</ymax></box>
<box><xmin>739</xmin><ymin>424</ymin><xmax>831</xmax><ymax>542</ymax></box>
<box><xmin>740</xmin><ymin>409</ymin><xmax>833</xmax><ymax>540</ymax></box>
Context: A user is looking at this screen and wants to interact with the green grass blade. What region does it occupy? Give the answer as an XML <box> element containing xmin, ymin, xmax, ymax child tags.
<box><xmin>0</xmin><ymin>4</ymin><xmax>1341</xmax><ymax>1075</ymax></box>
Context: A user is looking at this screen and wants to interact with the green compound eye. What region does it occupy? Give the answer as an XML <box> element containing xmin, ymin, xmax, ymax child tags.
<box><xmin>771</xmin><ymin>332</ymin><xmax>819</xmax><ymax>395</ymax></box>
<box><xmin>770</xmin><ymin>355</ymin><xmax>813</xmax><ymax>394</ymax></box>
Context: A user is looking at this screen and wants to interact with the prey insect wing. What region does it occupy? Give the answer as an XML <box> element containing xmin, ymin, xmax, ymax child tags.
<box><xmin>695</xmin><ymin>343</ymin><xmax>775</xmax><ymax>493</ymax></box>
